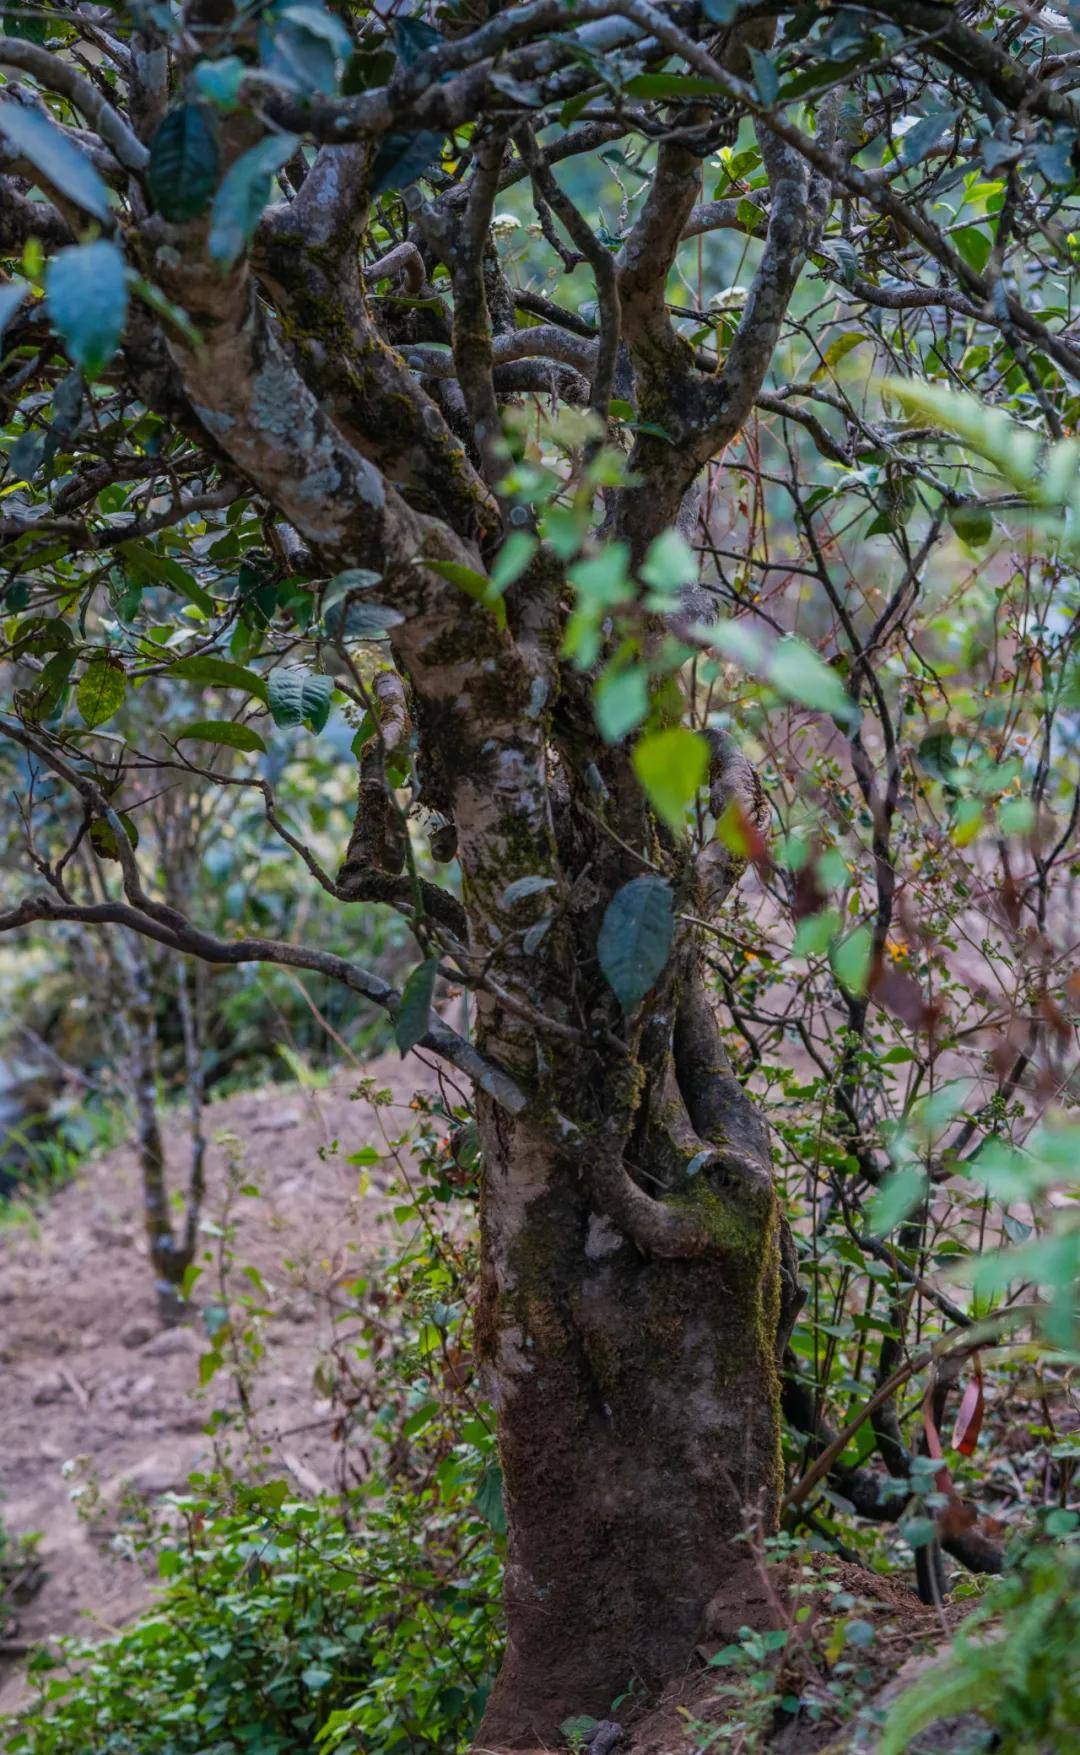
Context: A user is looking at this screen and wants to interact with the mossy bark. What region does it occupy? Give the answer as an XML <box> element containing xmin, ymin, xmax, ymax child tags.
<box><xmin>473</xmin><ymin>1042</ymin><xmax>790</xmax><ymax>1749</ymax></box>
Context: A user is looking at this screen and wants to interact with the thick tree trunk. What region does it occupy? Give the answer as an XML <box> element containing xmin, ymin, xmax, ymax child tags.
<box><xmin>473</xmin><ymin>1054</ymin><xmax>789</xmax><ymax>1749</ymax></box>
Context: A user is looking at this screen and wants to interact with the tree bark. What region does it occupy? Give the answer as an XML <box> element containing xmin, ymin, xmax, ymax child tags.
<box><xmin>473</xmin><ymin>980</ymin><xmax>794</xmax><ymax>1748</ymax></box>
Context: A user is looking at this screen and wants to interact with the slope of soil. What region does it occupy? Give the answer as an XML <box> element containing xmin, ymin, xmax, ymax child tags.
<box><xmin>0</xmin><ymin>1053</ymin><xmax>433</xmax><ymax>1717</ymax></box>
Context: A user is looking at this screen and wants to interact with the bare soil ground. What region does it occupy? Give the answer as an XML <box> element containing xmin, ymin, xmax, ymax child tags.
<box><xmin>0</xmin><ymin>1053</ymin><xmax>434</xmax><ymax>1718</ymax></box>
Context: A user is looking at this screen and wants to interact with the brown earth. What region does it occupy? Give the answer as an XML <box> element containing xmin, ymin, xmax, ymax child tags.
<box><xmin>0</xmin><ymin>1051</ymin><xmax>436</xmax><ymax>1718</ymax></box>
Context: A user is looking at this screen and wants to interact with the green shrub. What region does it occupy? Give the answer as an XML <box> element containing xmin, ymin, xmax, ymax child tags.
<box><xmin>876</xmin><ymin>1531</ymin><xmax>1080</xmax><ymax>1755</ymax></box>
<box><xmin>5</xmin><ymin>1471</ymin><xmax>499</xmax><ymax>1755</ymax></box>
<box><xmin>5</xmin><ymin>1100</ymin><xmax>502</xmax><ymax>1755</ymax></box>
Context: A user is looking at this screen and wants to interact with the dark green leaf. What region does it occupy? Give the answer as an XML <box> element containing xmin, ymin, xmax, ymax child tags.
<box><xmin>1032</xmin><ymin>134</ymin><xmax>1076</xmax><ymax>186</ymax></box>
<box><xmin>325</xmin><ymin>599</ymin><xmax>404</xmax><ymax>639</ymax></box>
<box><xmin>394</xmin><ymin>958</ymin><xmax>438</xmax><ymax>1055</ymax></box>
<box><xmin>0</xmin><ymin>101</ymin><xmax>111</xmax><ymax>222</ymax></box>
<box><xmin>343</xmin><ymin>43</ymin><xmax>396</xmax><ymax>94</ymax></box>
<box><xmin>176</xmin><ymin>719</ymin><xmax>267</xmax><ymax>753</ymax></box>
<box><xmin>167</xmin><ymin>655</ymin><xmax>268</xmax><ymax>703</ymax></box>
<box><xmin>45</xmin><ymin>241</ymin><xmax>128</xmax><ymax>379</ymax></box>
<box><xmin>261</xmin><ymin>12</ymin><xmax>343</xmax><ymax>97</ymax></box>
<box><xmin>7</xmin><ymin>428</ymin><xmax>47</xmax><ymax>483</ymax></box>
<box><xmin>597</xmin><ymin>875</ymin><xmax>674</xmax><ymax>1014</ymax></box>
<box><xmin>832</xmin><ymin>237</ymin><xmax>858</xmax><ymax>287</ymax></box>
<box><xmin>147</xmin><ymin>104</ymin><xmax>220</xmax><ymax>221</ymax></box>
<box><xmin>747</xmin><ymin>47</ymin><xmax>779</xmax><ymax>107</ymax></box>
<box><xmin>472</xmin><ymin>1463</ymin><xmax>507</xmax><ymax>1535</ymax></box>
<box><xmin>119</xmin><ymin>542</ymin><xmax>214</xmax><ymax>613</ymax></box>
<box><xmin>322</xmin><ymin>568</ymin><xmax>382</xmax><ymax>609</ymax></box>
<box><xmin>394</xmin><ymin>17</ymin><xmax>441</xmax><ymax>65</ymax></box>
<box><xmin>267</xmin><ymin>665</ymin><xmax>332</xmax><ymax>732</ymax></box>
<box><xmin>899</xmin><ymin>109</ymin><xmax>959</xmax><ymax>169</ymax></box>
<box><xmin>623</xmin><ymin>73</ymin><xmax>723</xmax><ymax>100</ymax></box>
<box><xmin>369</xmin><ymin>131</ymin><xmax>444</xmax><ymax>196</ymax></box>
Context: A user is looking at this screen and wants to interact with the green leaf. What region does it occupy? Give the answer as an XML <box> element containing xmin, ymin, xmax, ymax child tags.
<box><xmin>769</xmin><ymin>636</ymin><xmax>859</xmax><ymax>726</ymax></box>
<box><xmin>632</xmin><ymin>727</ymin><xmax>709</xmax><ymax>832</ymax></box>
<box><xmin>325</xmin><ymin>598</ymin><xmax>404</xmax><ymax>639</ymax></box>
<box><xmin>209</xmin><ymin>133</ymin><xmax>299</xmax><ymax>267</ymax></box>
<box><xmin>879</xmin><ymin>1659</ymin><xmax>992</xmax><ymax>1755</ymax></box>
<box><xmin>369</xmin><ymin>130</ymin><xmax>444</xmax><ymax>196</ymax></box>
<box><xmin>424</xmin><ymin>558</ymin><xmax>506</xmax><ymax>628</ymax></box>
<box><xmin>490</xmin><ymin>530</ymin><xmax>538</xmax><ymax>595</ymax></box>
<box><xmin>167</xmin><ymin>654</ymin><xmax>268</xmax><ymax>703</ymax></box>
<box><xmin>595</xmin><ymin>667</ymin><xmax>648</xmax><ymax>742</ymax></box>
<box><xmin>869</xmin><ymin>1166</ymin><xmax>928</xmax><ymax>1236</ymax></box>
<box><xmin>192</xmin><ymin>56</ymin><xmax>249</xmax><ymax>113</ymax></box>
<box><xmin>811</xmin><ymin>332</ymin><xmax>865</xmax><ymax>382</ymax></box>
<box><xmin>898</xmin><ymin>108</ymin><xmax>959</xmax><ymax>168</ymax></box>
<box><xmin>147</xmin><ymin>104</ymin><xmax>220</xmax><ymax>222</ymax></box>
<box><xmin>343</xmin><ymin>43</ymin><xmax>396</xmax><ymax>94</ymax></box>
<box><xmin>747</xmin><ymin>46</ymin><xmax>779</xmax><ymax>106</ymax></box>
<box><xmin>176</xmin><ymin>719</ymin><xmax>266</xmax><ymax>753</ymax></box>
<box><xmin>394</xmin><ymin>958</ymin><xmax>438</xmax><ymax>1055</ymax></box>
<box><xmin>267</xmin><ymin>665</ymin><xmax>332</xmax><ymax>732</ymax></box>
<box><xmin>472</xmin><ymin>1462</ymin><xmax>507</xmax><ymax>1535</ymax></box>
<box><xmin>793</xmin><ymin>907</ymin><xmax>840</xmax><ymax>958</ymax></box>
<box><xmin>77</xmin><ymin>656</ymin><xmax>126</xmax><ymax>729</ymax></box>
<box><xmin>322</xmin><ymin>568</ymin><xmax>382</xmax><ymax>612</ymax></box>
<box><xmin>45</xmin><ymin>242</ymin><xmax>128</xmax><ymax>379</ymax></box>
<box><xmin>89</xmin><ymin>813</ymin><xmax>138</xmax><ymax>860</ymax></box>
<box><xmin>640</xmin><ymin>529</ymin><xmax>696</xmax><ymax>593</ymax></box>
<box><xmin>830</xmin><ymin>924</ymin><xmax>872</xmax><ymax>995</ymax></box>
<box><xmin>0</xmin><ymin>101</ymin><xmax>111</xmax><ymax>222</ymax></box>
<box><xmin>597</xmin><ymin>875</ymin><xmax>674</xmax><ymax>1014</ymax></box>
<box><xmin>623</xmin><ymin>72</ymin><xmax>723</xmax><ymax>100</ymax></box>
<box><xmin>948</xmin><ymin>501</ymin><xmax>993</xmax><ymax>547</ymax></box>
<box><xmin>119</xmin><ymin>542</ymin><xmax>214</xmax><ymax>614</ymax></box>
<box><xmin>998</xmin><ymin>797</ymin><xmax>1035</xmax><ymax>836</ymax></box>
<box><xmin>953</xmin><ymin>224</ymin><xmax>991</xmax><ymax>275</ymax></box>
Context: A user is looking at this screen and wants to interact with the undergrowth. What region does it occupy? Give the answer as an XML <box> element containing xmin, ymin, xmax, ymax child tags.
<box><xmin>875</xmin><ymin>1533</ymin><xmax>1080</xmax><ymax>1755</ymax></box>
<box><xmin>3</xmin><ymin>1092</ymin><xmax>503</xmax><ymax>1755</ymax></box>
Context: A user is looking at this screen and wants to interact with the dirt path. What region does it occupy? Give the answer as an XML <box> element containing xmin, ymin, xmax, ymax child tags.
<box><xmin>0</xmin><ymin>1053</ymin><xmax>434</xmax><ymax>1715</ymax></box>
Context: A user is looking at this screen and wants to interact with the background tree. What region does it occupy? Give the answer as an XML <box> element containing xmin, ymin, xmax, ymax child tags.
<box><xmin>1</xmin><ymin>3</ymin><xmax>1077</xmax><ymax>1747</ymax></box>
